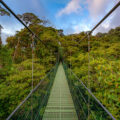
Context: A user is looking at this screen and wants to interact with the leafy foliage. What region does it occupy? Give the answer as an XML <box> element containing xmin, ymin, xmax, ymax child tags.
<box><xmin>0</xmin><ymin>11</ymin><xmax>120</xmax><ymax>119</ymax></box>
<box><xmin>64</xmin><ymin>27</ymin><xmax>120</xmax><ymax>119</ymax></box>
<box><xmin>0</xmin><ymin>46</ymin><xmax>12</xmax><ymax>83</ymax></box>
<box><xmin>17</xmin><ymin>13</ymin><xmax>43</xmax><ymax>26</ymax></box>
<box><xmin>0</xmin><ymin>5</ymin><xmax>10</xmax><ymax>16</ymax></box>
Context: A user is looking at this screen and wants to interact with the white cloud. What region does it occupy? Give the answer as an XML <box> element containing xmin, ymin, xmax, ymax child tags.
<box><xmin>1</xmin><ymin>33</ymin><xmax>10</xmax><ymax>44</ymax></box>
<box><xmin>56</xmin><ymin>0</ymin><xmax>120</xmax><ymax>34</ymax></box>
<box><xmin>93</xmin><ymin>21</ymin><xmax>111</xmax><ymax>34</ymax></box>
<box><xmin>57</xmin><ymin>0</ymin><xmax>81</xmax><ymax>17</ymax></box>
<box><xmin>73</xmin><ymin>23</ymin><xmax>91</xmax><ymax>33</ymax></box>
<box><xmin>2</xmin><ymin>28</ymin><xmax>15</xmax><ymax>35</ymax></box>
<box><xmin>85</xmin><ymin>0</ymin><xmax>120</xmax><ymax>34</ymax></box>
<box><xmin>1</xmin><ymin>28</ymin><xmax>16</xmax><ymax>44</ymax></box>
<box><xmin>1</xmin><ymin>24</ymin><xmax>24</xmax><ymax>44</ymax></box>
<box><xmin>110</xmin><ymin>7</ymin><xmax>120</xmax><ymax>28</ymax></box>
<box><xmin>87</xmin><ymin>0</ymin><xmax>109</xmax><ymax>19</ymax></box>
<box><xmin>92</xmin><ymin>3</ymin><xmax>120</xmax><ymax>34</ymax></box>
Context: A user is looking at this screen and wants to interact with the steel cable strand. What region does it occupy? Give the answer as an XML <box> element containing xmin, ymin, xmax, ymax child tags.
<box><xmin>6</xmin><ymin>64</ymin><xmax>57</xmax><ymax>120</ymax></box>
<box><xmin>64</xmin><ymin>67</ymin><xmax>87</xmax><ymax>120</ymax></box>
<box><xmin>21</xmin><ymin>35</ymin><xmax>35</xmax><ymax>120</ymax></box>
<box><xmin>14</xmin><ymin>75</ymin><xmax>52</xmax><ymax>120</ymax></box>
<box><xmin>0</xmin><ymin>0</ymin><xmax>46</xmax><ymax>47</ymax></box>
<box><xmin>23</xmin><ymin>88</ymin><xmax>41</xmax><ymax>120</ymax></box>
<box><xmin>63</xmin><ymin>63</ymin><xmax>113</xmax><ymax>119</ymax></box>
<box><xmin>27</xmin><ymin>79</ymin><xmax>50</xmax><ymax>120</ymax></box>
<box><xmin>17</xmin><ymin>100</ymin><xmax>32</xmax><ymax>120</ymax></box>
<box><xmin>78</xmin><ymin>1</ymin><xmax>120</xmax><ymax>43</ymax></box>
<box><xmin>66</xmin><ymin>67</ymin><xmax>96</xmax><ymax>120</ymax></box>
<box><xmin>72</xmin><ymin>87</ymin><xmax>87</xmax><ymax>120</ymax></box>
<box><xmin>70</xmin><ymin>70</ymin><xmax>116</xmax><ymax>120</ymax></box>
<box><xmin>68</xmin><ymin>67</ymin><xmax>111</xmax><ymax>120</ymax></box>
<box><xmin>34</xmin><ymin>65</ymin><xmax>58</xmax><ymax>120</ymax></box>
<box><xmin>75</xmin><ymin>85</ymin><xmax>97</xmax><ymax>120</ymax></box>
<box><xmin>28</xmin><ymin>69</ymin><xmax>53</xmax><ymax>119</ymax></box>
<box><xmin>32</xmin><ymin>63</ymin><xmax>58</xmax><ymax>119</ymax></box>
<box><xmin>69</xmin><ymin>70</ymin><xmax>109</xmax><ymax>119</ymax></box>
<box><xmin>34</xmin><ymin>77</ymin><xmax>54</xmax><ymax>120</ymax></box>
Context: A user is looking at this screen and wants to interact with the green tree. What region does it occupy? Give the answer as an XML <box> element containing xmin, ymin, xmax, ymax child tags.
<box><xmin>0</xmin><ymin>5</ymin><xmax>10</xmax><ymax>16</ymax></box>
<box><xmin>17</xmin><ymin>13</ymin><xmax>43</xmax><ymax>26</ymax></box>
<box><xmin>0</xmin><ymin>46</ymin><xmax>12</xmax><ymax>83</ymax></box>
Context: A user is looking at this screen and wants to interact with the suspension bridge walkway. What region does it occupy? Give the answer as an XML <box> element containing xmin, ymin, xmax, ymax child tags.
<box><xmin>43</xmin><ymin>63</ymin><xmax>78</xmax><ymax>120</ymax></box>
<box><xmin>0</xmin><ymin>0</ymin><xmax>119</xmax><ymax>120</ymax></box>
<box><xmin>6</xmin><ymin>62</ymin><xmax>116</xmax><ymax>120</ymax></box>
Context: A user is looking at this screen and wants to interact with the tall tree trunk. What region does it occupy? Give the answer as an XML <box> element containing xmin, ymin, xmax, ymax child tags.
<box><xmin>13</xmin><ymin>37</ymin><xmax>20</xmax><ymax>61</ymax></box>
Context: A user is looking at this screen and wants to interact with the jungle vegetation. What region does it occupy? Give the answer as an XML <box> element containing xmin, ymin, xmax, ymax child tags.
<box><xmin>0</xmin><ymin>10</ymin><xmax>120</xmax><ymax>119</ymax></box>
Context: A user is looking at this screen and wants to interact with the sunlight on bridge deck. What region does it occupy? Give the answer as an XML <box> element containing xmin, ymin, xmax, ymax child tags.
<box><xmin>42</xmin><ymin>63</ymin><xmax>78</xmax><ymax>120</ymax></box>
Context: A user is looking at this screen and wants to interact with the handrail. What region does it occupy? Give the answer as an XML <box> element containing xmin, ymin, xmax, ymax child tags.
<box><xmin>70</xmin><ymin>69</ymin><xmax>116</xmax><ymax>120</ymax></box>
<box><xmin>63</xmin><ymin>62</ymin><xmax>116</xmax><ymax>119</ymax></box>
<box><xmin>6</xmin><ymin>64</ymin><xmax>57</xmax><ymax>120</ymax></box>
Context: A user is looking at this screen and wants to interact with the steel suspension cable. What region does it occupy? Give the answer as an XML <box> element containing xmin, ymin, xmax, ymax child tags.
<box><xmin>0</xmin><ymin>0</ymin><xmax>46</xmax><ymax>47</ymax></box>
<box><xmin>6</xmin><ymin>64</ymin><xmax>57</xmax><ymax>120</ymax></box>
<box><xmin>34</xmin><ymin>75</ymin><xmax>54</xmax><ymax>120</ymax></box>
<box><xmin>70</xmin><ymin>70</ymin><xmax>116</xmax><ymax>120</ymax></box>
<box><xmin>72</xmin><ymin>87</ymin><xmax>87</xmax><ymax>119</ymax></box>
<box><xmin>75</xmin><ymin>86</ymin><xmax>96</xmax><ymax>120</ymax></box>
<box><xmin>65</xmin><ymin>65</ymin><xmax>95</xmax><ymax>119</ymax></box>
<box><xmin>78</xmin><ymin>1</ymin><xmax>120</xmax><ymax>43</ymax></box>
<box><xmin>76</xmin><ymin>86</ymin><xmax>87</xmax><ymax>104</ymax></box>
<box><xmin>66</xmin><ymin>63</ymin><xmax>96</xmax><ymax>119</ymax></box>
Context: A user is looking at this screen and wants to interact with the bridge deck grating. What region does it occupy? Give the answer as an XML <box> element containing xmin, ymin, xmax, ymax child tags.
<box><xmin>42</xmin><ymin>63</ymin><xmax>78</xmax><ymax>120</ymax></box>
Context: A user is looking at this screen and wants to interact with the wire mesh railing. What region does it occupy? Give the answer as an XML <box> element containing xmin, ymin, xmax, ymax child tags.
<box><xmin>0</xmin><ymin>1</ymin><xmax>57</xmax><ymax>120</ymax></box>
<box><xmin>6</xmin><ymin>63</ymin><xmax>59</xmax><ymax>120</ymax></box>
<box><xmin>63</xmin><ymin>62</ymin><xmax>116</xmax><ymax>120</ymax></box>
<box><xmin>0</xmin><ymin>0</ymin><xmax>120</xmax><ymax>120</ymax></box>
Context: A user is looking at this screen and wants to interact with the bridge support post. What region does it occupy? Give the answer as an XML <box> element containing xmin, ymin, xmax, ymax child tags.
<box><xmin>87</xmin><ymin>31</ymin><xmax>91</xmax><ymax>120</ymax></box>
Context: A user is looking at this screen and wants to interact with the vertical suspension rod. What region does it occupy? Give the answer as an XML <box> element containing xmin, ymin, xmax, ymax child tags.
<box><xmin>88</xmin><ymin>32</ymin><xmax>91</xmax><ymax>119</ymax></box>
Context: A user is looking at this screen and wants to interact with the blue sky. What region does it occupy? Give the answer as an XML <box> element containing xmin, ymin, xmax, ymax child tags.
<box><xmin>0</xmin><ymin>0</ymin><xmax>120</xmax><ymax>43</ymax></box>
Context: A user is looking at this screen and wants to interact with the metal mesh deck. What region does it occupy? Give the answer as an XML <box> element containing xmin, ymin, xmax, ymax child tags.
<box><xmin>42</xmin><ymin>63</ymin><xmax>78</xmax><ymax>120</ymax></box>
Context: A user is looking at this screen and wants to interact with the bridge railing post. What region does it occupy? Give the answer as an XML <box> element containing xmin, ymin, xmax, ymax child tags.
<box><xmin>87</xmin><ymin>31</ymin><xmax>91</xmax><ymax>120</ymax></box>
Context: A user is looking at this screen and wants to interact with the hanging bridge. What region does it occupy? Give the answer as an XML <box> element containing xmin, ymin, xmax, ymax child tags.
<box><xmin>6</xmin><ymin>62</ymin><xmax>117</xmax><ymax>120</ymax></box>
<box><xmin>43</xmin><ymin>63</ymin><xmax>78</xmax><ymax>120</ymax></box>
<box><xmin>0</xmin><ymin>0</ymin><xmax>120</xmax><ymax>120</ymax></box>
